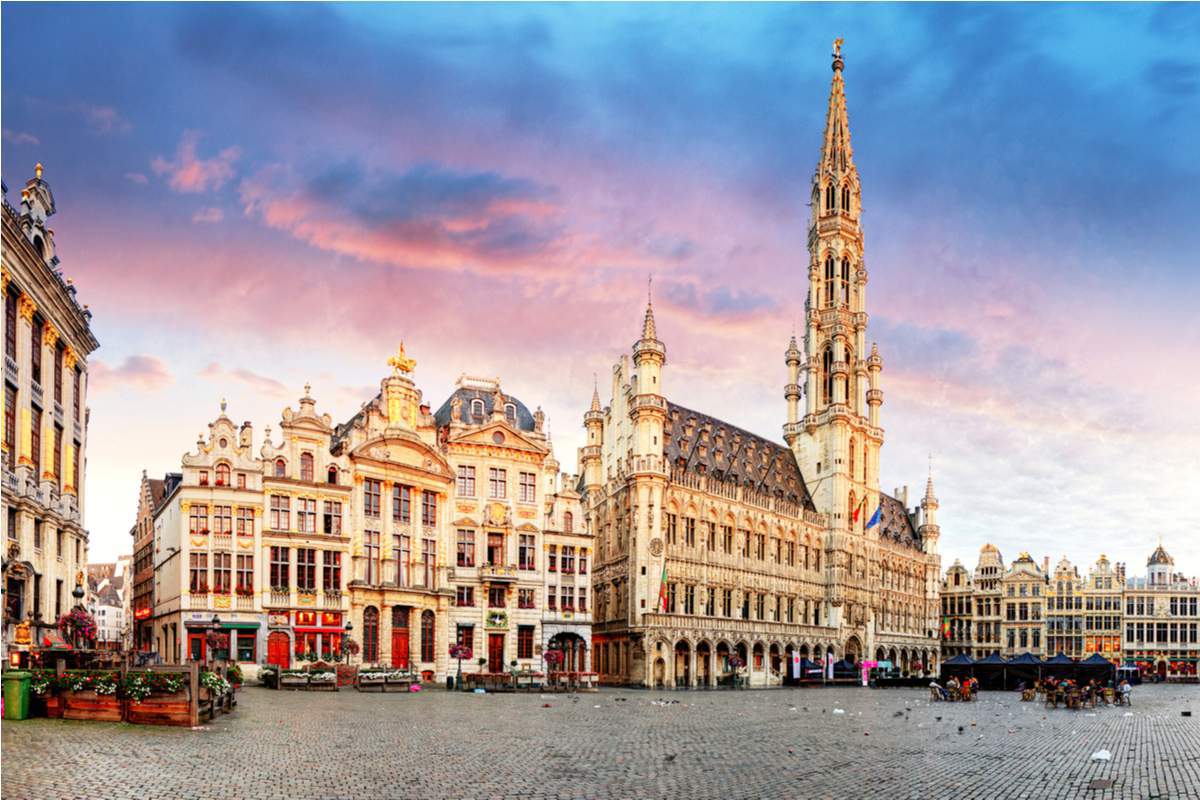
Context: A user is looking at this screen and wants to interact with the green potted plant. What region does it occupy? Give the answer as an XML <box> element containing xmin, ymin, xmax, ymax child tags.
<box><xmin>226</xmin><ymin>663</ymin><xmax>243</xmax><ymax>689</ymax></box>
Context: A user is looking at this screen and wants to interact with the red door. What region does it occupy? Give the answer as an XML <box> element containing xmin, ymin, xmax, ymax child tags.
<box><xmin>267</xmin><ymin>631</ymin><xmax>290</xmax><ymax>669</ymax></box>
<box><xmin>391</xmin><ymin>630</ymin><xmax>410</xmax><ymax>669</ymax></box>
<box><xmin>188</xmin><ymin>633</ymin><xmax>206</xmax><ymax>663</ymax></box>
<box><xmin>488</xmin><ymin>633</ymin><xmax>505</xmax><ymax>673</ymax></box>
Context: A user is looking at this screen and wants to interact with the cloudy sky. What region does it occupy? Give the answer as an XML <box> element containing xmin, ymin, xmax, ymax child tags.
<box><xmin>3</xmin><ymin>4</ymin><xmax>1198</xmax><ymax>576</ymax></box>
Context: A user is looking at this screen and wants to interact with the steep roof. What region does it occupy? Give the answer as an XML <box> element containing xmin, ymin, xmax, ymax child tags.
<box><xmin>147</xmin><ymin>477</ymin><xmax>168</xmax><ymax>513</ymax></box>
<box><xmin>878</xmin><ymin>492</ymin><xmax>922</xmax><ymax>550</ymax></box>
<box><xmin>663</xmin><ymin>402</ymin><xmax>814</xmax><ymax>511</ymax></box>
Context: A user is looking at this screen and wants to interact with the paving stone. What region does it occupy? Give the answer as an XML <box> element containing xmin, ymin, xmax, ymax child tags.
<box><xmin>1</xmin><ymin>684</ymin><xmax>1197</xmax><ymax>799</ymax></box>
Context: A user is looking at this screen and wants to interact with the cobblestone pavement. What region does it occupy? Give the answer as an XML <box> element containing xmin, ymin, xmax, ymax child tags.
<box><xmin>2</xmin><ymin>684</ymin><xmax>1198</xmax><ymax>800</ymax></box>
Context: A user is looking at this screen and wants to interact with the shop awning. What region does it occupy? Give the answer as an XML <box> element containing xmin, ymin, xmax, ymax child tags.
<box><xmin>293</xmin><ymin>627</ymin><xmax>343</xmax><ymax>634</ymax></box>
<box><xmin>221</xmin><ymin>622</ymin><xmax>260</xmax><ymax>630</ymax></box>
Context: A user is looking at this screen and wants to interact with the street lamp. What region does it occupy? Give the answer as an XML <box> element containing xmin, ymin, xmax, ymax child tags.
<box><xmin>210</xmin><ymin>614</ymin><xmax>221</xmax><ymax>665</ymax></box>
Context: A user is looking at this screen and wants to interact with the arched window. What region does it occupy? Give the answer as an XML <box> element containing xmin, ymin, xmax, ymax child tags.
<box><xmin>392</xmin><ymin>605</ymin><xmax>409</xmax><ymax>629</ymax></box>
<box><xmin>420</xmin><ymin>610</ymin><xmax>435</xmax><ymax>662</ymax></box>
<box><xmin>842</xmin><ymin>185</ymin><xmax>851</xmax><ymax>213</ymax></box>
<box><xmin>840</xmin><ymin>258</ymin><xmax>851</xmax><ymax>305</ymax></box>
<box><xmin>362</xmin><ymin>606</ymin><xmax>379</xmax><ymax>663</ymax></box>
<box><xmin>821</xmin><ymin>348</ymin><xmax>834</xmax><ymax>406</ymax></box>
<box><xmin>274</xmin><ymin>458</ymin><xmax>286</xmax><ymax>478</ymax></box>
<box><xmin>849</xmin><ymin>437</ymin><xmax>856</xmax><ymax>481</ymax></box>
<box><xmin>215</xmin><ymin>463</ymin><xmax>230</xmax><ymax>486</ymax></box>
<box><xmin>824</xmin><ymin>183</ymin><xmax>834</xmax><ymax>211</ymax></box>
<box><xmin>470</xmin><ymin>399</ymin><xmax>485</xmax><ymax>419</ymax></box>
<box><xmin>504</xmin><ymin>403</ymin><xmax>517</xmax><ymax>423</ymax></box>
<box><xmin>327</xmin><ymin>465</ymin><xmax>339</xmax><ymax>485</ymax></box>
<box><xmin>824</xmin><ymin>256</ymin><xmax>835</xmax><ymax>307</ymax></box>
<box><xmin>300</xmin><ymin>452</ymin><xmax>314</xmax><ymax>483</ymax></box>
<box><xmin>563</xmin><ymin>511</ymin><xmax>573</xmax><ymax>534</ymax></box>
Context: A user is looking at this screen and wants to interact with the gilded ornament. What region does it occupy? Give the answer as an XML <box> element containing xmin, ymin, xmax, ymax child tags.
<box><xmin>17</xmin><ymin>293</ymin><xmax>36</xmax><ymax>321</ymax></box>
<box><xmin>387</xmin><ymin>341</ymin><xmax>417</xmax><ymax>374</ymax></box>
<box><xmin>42</xmin><ymin>322</ymin><xmax>59</xmax><ymax>347</ymax></box>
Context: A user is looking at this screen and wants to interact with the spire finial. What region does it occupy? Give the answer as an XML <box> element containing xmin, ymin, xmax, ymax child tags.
<box><xmin>641</xmin><ymin>285</ymin><xmax>657</xmax><ymax>341</ymax></box>
<box><xmin>388</xmin><ymin>341</ymin><xmax>416</xmax><ymax>374</ymax></box>
<box><xmin>35</xmin><ymin>162</ymin><xmax>44</xmax><ymax>180</ymax></box>
<box><xmin>832</xmin><ymin>37</ymin><xmax>845</xmax><ymax>72</ymax></box>
<box><xmin>303</xmin><ymin>382</ymin><xmax>312</xmax><ymax>398</ymax></box>
<box><xmin>590</xmin><ymin>374</ymin><xmax>602</xmax><ymax>412</ymax></box>
<box><xmin>219</xmin><ymin>397</ymin><xmax>227</xmax><ymax>413</ymax></box>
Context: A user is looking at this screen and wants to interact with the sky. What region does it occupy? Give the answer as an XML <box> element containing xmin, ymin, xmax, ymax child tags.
<box><xmin>3</xmin><ymin>3</ymin><xmax>1198</xmax><ymax>577</ymax></box>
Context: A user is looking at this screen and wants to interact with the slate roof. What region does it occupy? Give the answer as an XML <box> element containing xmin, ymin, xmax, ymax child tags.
<box><xmin>147</xmin><ymin>478</ymin><xmax>168</xmax><ymax>513</ymax></box>
<box><xmin>433</xmin><ymin>388</ymin><xmax>536</xmax><ymax>432</ymax></box>
<box><xmin>877</xmin><ymin>492</ymin><xmax>923</xmax><ymax>550</ymax></box>
<box><xmin>663</xmin><ymin>402</ymin><xmax>814</xmax><ymax>511</ymax></box>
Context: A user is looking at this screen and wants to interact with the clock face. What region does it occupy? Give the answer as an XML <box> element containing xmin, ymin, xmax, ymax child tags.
<box><xmin>650</xmin><ymin>538</ymin><xmax>664</xmax><ymax>557</ymax></box>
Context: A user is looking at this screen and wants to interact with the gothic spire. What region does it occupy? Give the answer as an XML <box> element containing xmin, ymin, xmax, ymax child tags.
<box><xmin>641</xmin><ymin>283</ymin><xmax>657</xmax><ymax>342</ymax></box>
<box><xmin>819</xmin><ymin>37</ymin><xmax>855</xmax><ymax>177</ymax></box>
<box><xmin>590</xmin><ymin>376</ymin><xmax>602</xmax><ymax>412</ymax></box>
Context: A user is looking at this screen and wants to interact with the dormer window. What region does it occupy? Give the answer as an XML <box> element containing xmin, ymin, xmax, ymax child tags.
<box><xmin>471</xmin><ymin>399</ymin><xmax>485</xmax><ymax>419</ymax></box>
<box><xmin>199</xmin><ymin>470</ymin><xmax>209</xmax><ymax>487</ymax></box>
<box><xmin>274</xmin><ymin>458</ymin><xmax>287</xmax><ymax>478</ymax></box>
<box><xmin>504</xmin><ymin>403</ymin><xmax>517</xmax><ymax>423</ymax></box>
<box><xmin>215</xmin><ymin>463</ymin><xmax>230</xmax><ymax>486</ymax></box>
<box><xmin>327</xmin><ymin>465</ymin><xmax>339</xmax><ymax>485</ymax></box>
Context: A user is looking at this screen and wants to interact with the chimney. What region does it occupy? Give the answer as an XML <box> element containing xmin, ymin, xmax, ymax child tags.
<box><xmin>1043</xmin><ymin>556</ymin><xmax>1049</xmax><ymax>574</ymax></box>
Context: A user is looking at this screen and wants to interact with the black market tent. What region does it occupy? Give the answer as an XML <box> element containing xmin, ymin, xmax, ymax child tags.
<box><xmin>1078</xmin><ymin>653</ymin><xmax>1117</xmax><ymax>684</ymax></box>
<box><xmin>1005</xmin><ymin>652</ymin><xmax>1044</xmax><ymax>688</ymax></box>
<box><xmin>1042</xmin><ymin>653</ymin><xmax>1078</xmax><ymax>683</ymax></box>
<box><xmin>971</xmin><ymin>653</ymin><xmax>1009</xmax><ymax>690</ymax></box>
<box><xmin>939</xmin><ymin>653</ymin><xmax>976</xmax><ymax>682</ymax></box>
<box><xmin>831</xmin><ymin>659</ymin><xmax>859</xmax><ymax>681</ymax></box>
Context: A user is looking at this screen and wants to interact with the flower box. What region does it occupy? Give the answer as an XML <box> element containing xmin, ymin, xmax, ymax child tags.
<box><xmin>280</xmin><ymin>672</ymin><xmax>310</xmax><ymax>689</ymax></box>
<box><xmin>335</xmin><ymin>665</ymin><xmax>357</xmax><ymax>687</ymax></box>
<box><xmin>384</xmin><ymin>672</ymin><xmax>416</xmax><ymax>692</ymax></box>
<box><xmin>64</xmin><ymin>690</ymin><xmax>123</xmax><ymax>722</ymax></box>
<box><xmin>44</xmin><ymin>694</ymin><xmax>65</xmax><ymax>719</ymax></box>
<box><xmin>308</xmin><ymin>671</ymin><xmax>338</xmax><ymax>691</ymax></box>
<box><xmin>126</xmin><ymin>691</ymin><xmax>192</xmax><ymax>727</ymax></box>
<box><xmin>356</xmin><ymin>672</ymin><xmax>387</xmax><ymax>691</ymax></box>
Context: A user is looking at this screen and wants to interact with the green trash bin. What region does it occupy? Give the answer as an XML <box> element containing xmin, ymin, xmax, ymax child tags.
<box><xmin>3</xmin><ymin>670</ymin><xmax>32</xmax><ymax>720</ymax></box>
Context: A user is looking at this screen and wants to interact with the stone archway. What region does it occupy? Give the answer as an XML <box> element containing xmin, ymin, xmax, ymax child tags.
<box><xmin>844</xmin><ymin>635</ymin><xmax>862</xmax><ymax>665</ymax></box>
<box><xmin>653</xmin><ymin>657</ymin><xmax>667</xmax><ymax>688</ymax></box>
<box><xmin>674</xmin><ymin>640</ymin><xmax>691</xmax><ymax>688</ymax></box>
<box><xmin>696</xmin><ymin>641</ymin><xmax>712</xmax><ymax>687</ymax></box>
<box><xmin>875</xmin><ymin>646</ymin><xmax>886</xmax><ymax>662</ymax></box>
<box><xmin>716</xmin><ymin>641</ymin><xmax>732</xmax><ymax>686</ymax></box>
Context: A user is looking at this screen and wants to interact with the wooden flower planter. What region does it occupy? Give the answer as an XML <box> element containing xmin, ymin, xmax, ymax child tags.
<box><xmin>308</xmin><ymin>674</ymin><xmax>338</xmax><ymax>692</ymax></box>
<box><xmin>280</xmin><ymin>673</ymin><xmax>310</xmax><ymax>690</ymax></box>
<box><xmin>126</xmin><ymin>691</ymin><xmax>192</xmax><ymax>727</ymax></box>
<box><xmin>356</xmin><ymin>673</ymin><xmax>387</xmax><ymax>692</ymax></box>
<box><xmin>335</xmin><ymin>665</ymin><xmax>357</xmax><ymax>687</ymax></box>
<box><xmin>34</xmin><ymin>693</ymin><xmax>66</xmax><ymax>718</ymax></box>
<box><xmin>384</xmin><ymin>674</ymin><xmax>416</xmax><ymax>693</ymax></box>
<box><xmin>63</xmin><ymin>690</ymin><xmax>123</xmax><ymax>722</ymax></box>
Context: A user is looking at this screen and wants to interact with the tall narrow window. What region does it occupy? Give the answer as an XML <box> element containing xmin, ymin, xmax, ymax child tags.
<box><xmin>30</xmin><ymin>406</ymin><xmax>41</xmax><ymax>478</ymax></box>
<box><xmin>822</xmin><ymin>349</ymin><xmax>833</xmax><ymax>406</ymax></box>
<box><xmin>421</xmin><ymin>492</ymin><xmax>437</xmax><ymax>526</ymax></box>
<box><xmin>296</xmin><ymin>548</ymin><xmax>316</xmax><ymax>591</ymax></box>
<box><xmin>189</xmin><ymin>503</ymin><xmax>208</xmax><ymax>536</ymax></box>
<box><xmin>213</xmin><ymin>504</ymin><xmax>232</xmax><ymax>535</ymax></box>
<box><xmin>269</xmin><ymin>495</ymin><xmax>290</xmax><ymax>531</ymax></box>
<box><xmin>53</xmin><ymin>342</ymin><xmax>63</xmax><ymax>403</ymax></box>
<box><xmin>563</xmin><ymin>512</ymin><xmax>573</xmax><ymax>534</ymax></box>
<box><xmin>236</xmin><ymin>554</ymin><xmax>253</xmax><ymax>593</ymax></box>
<box><xmin>323</xmin><ymin>551</ymin><xmax>341</xmax><ymax>591</ymax></box>
<box><xmin>394</xmin><ymin>535</ymin><xmax>410</xmax><ymax>587</ymax></box>
<box><xmin>72</xmin><ymin>368</ymin><xmax>80</xmax><ymax>418</ymax></box>
<box><xmin>297</xmin><ymin>498</ymin><xmax>316</xmax><ymax>533</ymax></box>
<box><xmin>849</xmin><ymin>437</ymin><xmax>857</xmax><ymax>481</ymax></box>
<box><xmin>488</xmin><ymin>468</ymin><xmax>507</xmax><ymax>499</ymax></box>
<box><xmin>4</xmin><ymin>288</ymin><xmax>16</xmax><ymax>362</ymax></box>
<box><xmin>3</xmin><ymin>384</ymin><xmax>15</xmax><ymax>455</ymax></box>
<box><xmin>825</xmin><ymin>183</ymin><xmax>834</xmax><ymax>211</ymax></box>
<box><xmin>363</xmin><ymin>479</ymin><xmax>381</xmax><ymax>518</ymax></box>
<box><xmin>215</xmin><ymin>462</ymin><xmax>230</xmax><ymax>486</ymax></box>
<box><xmin>393</xmin><ymin>484</ymin><xmax>411</xmax><ymax>523</ymax></box>
<box><xmin>841</xmin><ymin>258</ymin><xmax>851</xmax><ymax>305</ymax></box>
<box><xmin>421</xmin><ymin>539</ymin><xmax>437</xmax><ymax>588</ymax></box>
<box><xmin>270</xmin><ymin>546</ymin><xmax>289</xmax><ymax>589</ymax></box>
<box><xmin>420</xmin><ymin>610</ymin><xmax>435</xmax><ymax>662</ymax></box>
<box><xmin>519</xmin><ymin>471</ymin><xmax>536</xmax><ymax>503</ymax></box>
<box><xmin>323</xmin><ymin>501</ymin><xmax>342</xmax><ymax>535</ymax></box>
<box><xmin>362</xmin><ymin>606</ymin><xmax>379</xmax><ymax>662</ymax></box>
<box><xmin>842</xmin><ymin>185</ymin><xmax>851</xmax><ymax>213</ymax></box>
<box><xmin>364</xmin><ymin>531</ymin><xmax>380</xmax><ymax>584</ymax></box>
<box><xmin>213</xmin><ymin>553</ymin><xmax>232</xmax><ymax>594</ymax></box>
<box><xmin>456</xmin><ymin>465</ymin><xmax>476</xmax><ymax>497</ymax></box>
<box><xmin>457</xmin><ymin>529</ymin><xmax>476</xmax><ymax>567</ymax></box>
<box><xmin>824</xmin><ymin>256</ymin><xmax>835</xmax><ymax>307</ymax></box>
<box><xmin>189</xmin><ymin>553</ymin><xmax>208</xmax><ymax>593</ymax></box>
<box><xmin>30</xmin><ymin>316</ymin><xmax>43</xmax><ymax>384</ymax></box>
<box><xmin>300</xmin><ymin>453</ymin><xmax>314</xmax><ymax>482</ymax></box>
<box><xmin>327</xmin><ymin>465</ymin><xmax>339</xmax><ymax>484</ymax></box>
<box><xmin>519</xmin><ymin>535</ymin><xmax>535</xmax><ymax>570</ymax></box>
<box><xmin>274</xmin><ymin>458</ymin><xmax>286</xmax><ymax>477</ymax></box>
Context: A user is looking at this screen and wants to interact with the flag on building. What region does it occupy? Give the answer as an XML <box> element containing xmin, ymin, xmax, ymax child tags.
<box><xmin>941</xmin><ymin>617</ymin><xmax>951</xmax><ymax>639</ymax></box>
<box><xmin>865</xmin><ymin>505</ymin><xmax>881</xmax><ymax>529</ymax></box>
<box><xmin>658</xmin><ymin>562</ymin><xmax>668</xmax><ymax>611</ymax></box>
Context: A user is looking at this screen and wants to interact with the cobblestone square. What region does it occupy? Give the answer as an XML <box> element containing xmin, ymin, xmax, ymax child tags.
<box><xmin>2</xmin><ymin>684</ymin><xmax>1198</xmax><ymax>800</ymax></box>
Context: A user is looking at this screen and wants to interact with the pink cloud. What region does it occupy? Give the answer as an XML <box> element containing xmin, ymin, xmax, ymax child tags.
<box><xmin>89</xmin><ymin>355</ymin><xmax>172</xmax><ymax>392</ymax></box>
<box><xmin>77</xmin><ymin>104</ymin><xmax>132</xmax><ymax>134</ymax></box>
<box><xmin>191</xmin><ymin>207</ymin><xmax>224</xmax><ymax>224</ymax></box>
<box><xmin>199</xmin><ymin>363</ymin><xmax>290</xmax><ymax>396</ymax></box>
<box><xmin>152</xmin><ymin>131</ymin><xmax>241</xmax><ymax>193</ymax></box>
<box><xmin>2</xmin><ymin>128</ymin><xmax>39</xmax><ymax>145</ymax></box>
<box><xmin>124</xmin><ymin>172</ymin><xmax>148</xmax><ymax>185</ymax></box>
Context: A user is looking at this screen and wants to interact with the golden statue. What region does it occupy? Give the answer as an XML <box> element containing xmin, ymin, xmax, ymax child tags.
<box><xmin>387</xmin><ymin>341</ymin><xmax>417</xmax><ymax>375</ymax></box>
<box><xmin>833</xmin><ymin>37</ymin><xmax>844</xmax><ymax>57</ymax></box>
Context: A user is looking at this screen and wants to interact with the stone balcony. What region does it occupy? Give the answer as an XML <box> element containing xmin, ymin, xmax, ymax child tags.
<box><xmin>479</xmin><ymin>564</ymin><xmax>518</xmax><ymax>582</ymax></box>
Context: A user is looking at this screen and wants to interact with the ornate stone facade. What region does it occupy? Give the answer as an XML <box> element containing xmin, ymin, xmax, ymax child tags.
<box><xmin>584</xmin><ymin>45</ymin><xmax>942</xmax><ymax>689</ymax></box>
<box><xmin>2</xmin><ymin>165</ymin><xmax>99</xmax><ymax>659</ymax></box>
